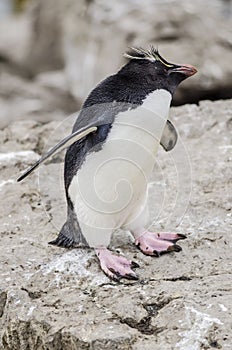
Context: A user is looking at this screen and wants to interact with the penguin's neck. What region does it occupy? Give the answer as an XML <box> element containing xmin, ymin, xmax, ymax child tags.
<box><xmin>109</xmin><ymin>88</ymin><xmax>172</xmax><ymax>152</ymax></box>
<box><xmin>141</xmin><ymin>88</ymin><xmax>172</xmax><ymax>118</ymax></box>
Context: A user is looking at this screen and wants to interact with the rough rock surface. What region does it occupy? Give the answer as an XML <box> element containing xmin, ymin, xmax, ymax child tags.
<box><xmin>0</xmin><ymin>99</ymin><xmax>231</xmax><ymax>349</ymax></box>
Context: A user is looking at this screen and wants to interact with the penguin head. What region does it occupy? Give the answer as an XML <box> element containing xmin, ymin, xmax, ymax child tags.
<box><xmin>123</xmin><ymin>47</ymin><xmax>197</xmax><ymax>95</ymax></box>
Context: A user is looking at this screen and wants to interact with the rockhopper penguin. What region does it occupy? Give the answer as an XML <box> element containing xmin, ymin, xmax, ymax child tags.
<box><xmin>18</xmin><ymin>47</ymin><xmax>197</xmax><ymax>281</ymax></box>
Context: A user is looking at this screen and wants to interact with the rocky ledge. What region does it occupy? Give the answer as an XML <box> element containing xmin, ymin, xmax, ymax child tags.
<box><xmin>0</xmin><ymin>99</ymin><xmax>231</xmax><ymax>349</ymax></box>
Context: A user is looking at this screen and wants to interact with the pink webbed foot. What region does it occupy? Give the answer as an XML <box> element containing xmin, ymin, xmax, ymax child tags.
<box><xmin>135</xmin><ymin>231</ymin><xmax>186</xmax><ymax>257</ymax></box>
<box><xmin>95</xmin><ymin>248</ymin><xmax>139</xmax><ymax>281</ymax></box>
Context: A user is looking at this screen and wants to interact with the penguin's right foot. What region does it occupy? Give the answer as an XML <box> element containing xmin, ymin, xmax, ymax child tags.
<box><xmin>95</xmin><ymin>247</ymin><xmax>139</xmax><ymax>281</ymax></box>
<box><xmin>134</xmin><ymin>230</ymin><xmax>186</xmax><ymax>256</ymax></box>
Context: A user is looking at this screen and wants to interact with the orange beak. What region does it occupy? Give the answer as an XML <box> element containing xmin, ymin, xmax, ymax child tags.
<box><xmin>170</xmin><ymin>64</ymin><xmax>197</xmax><ymax>77</ymax></box>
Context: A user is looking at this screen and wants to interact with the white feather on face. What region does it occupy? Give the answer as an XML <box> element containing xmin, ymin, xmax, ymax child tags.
<box><xmin>68</xmin><ymin>89</ymin><xmax>172</xmax><ymax>247</ymax></box>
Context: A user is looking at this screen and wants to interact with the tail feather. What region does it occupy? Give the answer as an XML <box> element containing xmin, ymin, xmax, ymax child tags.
<box><xmin>49</xmin><ymin>205</ymin><xmax>88</xmax><ymax>248</ymax></box>
<box><xmin>49</xmin><ymin>232</ymin><xmax>76</xmax><ymax>248</ymax></box>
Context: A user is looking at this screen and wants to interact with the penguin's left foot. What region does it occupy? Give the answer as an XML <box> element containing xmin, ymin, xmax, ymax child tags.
<box><xmin>95</xmin><ymin>247</ymin><xmax>139</xmax><ymax>281</ymax></box>
<box><xmin>135</xmin><ymin>231</ymin><xmax>186</xmax><ymax>257</ymax></box>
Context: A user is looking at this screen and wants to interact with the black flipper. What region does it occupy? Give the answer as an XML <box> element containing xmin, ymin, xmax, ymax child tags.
<box><xmin>160</xmin><ymin>120</ymin><xmax>178</xmax><ymax>151</ymax></box>
<box><xmin>49</xmin><ymin>199</ymin><xmax>88</xmax><ymax>248</ymax></box>
<box><xmin>17</xmin><ymin>125</ymin><xmax>97</xmax><ymax>182</ymax></box>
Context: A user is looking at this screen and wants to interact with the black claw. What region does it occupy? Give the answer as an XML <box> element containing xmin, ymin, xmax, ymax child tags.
<box><xmin>108</xmin><ymin>268</ymin><xmax>138</xmax><ymax>281</ymax></box>
<box><xmin>159</xmin><ymin>244</ymin><xmax>183</xmax><ymax>255</ymax></box>
<box><xmin>160</xmin><ymin>250</ymin><xmax>172</xmax><ymax>256</ymax></box>
<box><xmin>153</xmin><ymin>250</ymin><xmax>160</xmax><ymax>257</ymax></box>
<box><xmin>176</xmin><ymin>234</ymin><xmax>187</xmax><ymax>240</ymax></box>
<box><xmin>48</xmin><ymin>233</ymin><xmax>75</xmax><ymax>248</ymax></box>
<box><xmin>173</xmin><ymin>244</ymin><xmax>182</xmax><ymax>252</ymax></box>
<box><xmin>109</xmin><ymin>267</ymin><xmax>120</xmax><ymax>276</ymax></box>
<box><xmin>131</xmin><ymin>261</ymin><xmax>140</xmax><ymax>268</ymax></box>
<box><xmin>111</xmin><ymin>274</ymin><xmax>121</xmax><ymax>282</ymax></box>
<box><xmin>49</xmin><ymin>240</ymin><xmax>55</xmax><ymax>246</ymax></box>
<box><xmin>125</xmin><ymin>273</ymin><xmax>139</xmax><ymax>280</ymax></box>
<box><xmin>108</xmin><ymin>268</ymin><xmax>121</xmax><ymax>281</ymax></box>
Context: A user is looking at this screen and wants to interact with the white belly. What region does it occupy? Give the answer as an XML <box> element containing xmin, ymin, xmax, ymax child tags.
<box><xmin>69</xmin><ymin>89</ymin><xmax>171</xmax><ymax>246</ymax></box>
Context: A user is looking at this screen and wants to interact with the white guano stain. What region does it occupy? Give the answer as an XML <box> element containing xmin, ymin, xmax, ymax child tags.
<box><xmin>0</xmin><ymin>179</ymin><xmax>15</xmax><ymax>190</ymax></box>
<box><xmin>219</xmin><ymin>304</ymin><xmax>228</xmax><ymax>312</ymax></box>
<box><xmin>0</xmin><ymin>151</ymin><xmax>39</xmax><ymax>163</ymax></box>
<box><xmin>41</xmin><ymin>250</ymin><xmax>108</xmax><ymax>286</ymax></box>
<box><xmin>27</xmin><ymin>305</ymin><xmax>36</xmax><ymax>316</ymax></box>
<box><xmin>175</xmin><ymin>306</ymin><xmax>223</xmax><ymax>350</ymax></box>
<box><xmin>41</xmin><ymin>249</ymin><xmax>91</xmax><ymax>275</ymax></box>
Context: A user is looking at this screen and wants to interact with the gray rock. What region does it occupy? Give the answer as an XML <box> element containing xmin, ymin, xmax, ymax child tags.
<box><xmin>0</xmin><ymin>0</ymin><xmax>231</xmax><ymax>130</ymax></box>
<box><xmin>0</xmin><ymin>71</ymin><xmax>79</xmax><ymax>129</ymax></box>
<box><xmin>0</xmin><ymin>99</ymin><xmax>231</xmax><ymax>349</ymax></box>
<box><xmin>0</xmin><ymin>14</ymin><xmax>31</xmax><ymax>71</ymax></box>
<box><xmin>23</xmin><ymin>0</ymin><xmax>232</xmax><ymax>104</ymax></box>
